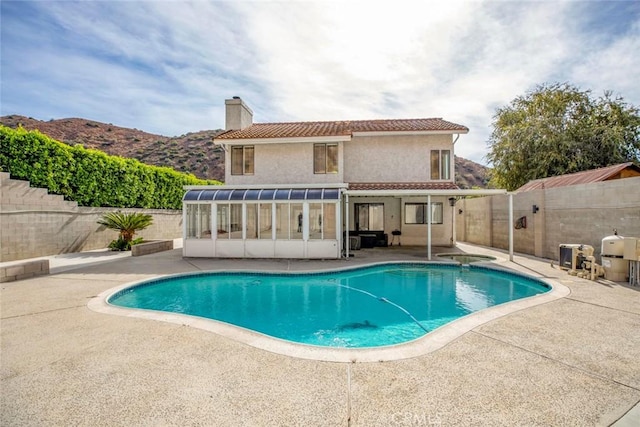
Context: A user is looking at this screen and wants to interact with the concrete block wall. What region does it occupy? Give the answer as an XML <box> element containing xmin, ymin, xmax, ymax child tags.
<box><xmin>543</xmin><ymin>177</ymin><xmax>640</xmax><ymax>260</ymax></box>
<box><xmin>0</xmin><ymin>172</ymin><xmax>183</xmax><ymax>262</ymax></box>
<box><xmin>486</xmin><ymin>191</ymin><xmax>545</xmax><ymax>256</ymax></box>
<box><xmin>0</xmin><ymin>259</ymin><xmax>49</xmax><ymax>283</ymax></box>
<box><xmin>458</xmin><ymin>176</ymin><xmax>640</xmax><ymax>261</ymax></box>
<box><xmin>458</xmin><ymin>196</ymin><xmax>492</xmax><ymax>247</ymax></box>
<box><xmin>131</xmin><ymin>240</ymin><xmax>174</xmax><ymax>257</ymax></box>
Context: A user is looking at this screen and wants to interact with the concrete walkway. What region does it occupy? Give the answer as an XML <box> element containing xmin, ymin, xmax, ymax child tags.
<box><xmin>1</xmin><ymin>244</ymin><xmax>639</xmax><ymax>426</ymax></box>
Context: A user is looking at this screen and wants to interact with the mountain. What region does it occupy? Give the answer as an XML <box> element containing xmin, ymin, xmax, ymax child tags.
<box><xmin>0</xmin><ymin>115</ymin><xmax>225</xmax><ymax>180</ymax></box>
<box><xmin>0</xmin><ymin>115</ymin><xmax>489</xmax><ymax>187</ymax></box>
<box><xmin>455</xmin><ymin>155</ymin><xmax>490</xmax><ymax>189</ymax></box>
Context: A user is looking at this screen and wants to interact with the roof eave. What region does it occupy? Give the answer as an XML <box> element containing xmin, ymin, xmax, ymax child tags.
<box><xmin>345</xmin><ymin>189</ymin><xmax>507</xmax><ymax>197</ymax></box>
<box><xmin>184</xmin><ymin>183</ymin><xmax>349</xmax><ymax>191</ymax></box>
<box><xmin>213</xmin><ymin>135</ymin><xmax>352</xmax><ymax>144</ymax></box>
<box><xmin>352</xmin><ymin>129</ymin><xmax>469</xmax><ymax>137</ymax></box>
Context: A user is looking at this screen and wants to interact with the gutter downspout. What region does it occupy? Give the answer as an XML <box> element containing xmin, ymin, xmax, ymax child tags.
<box><xmin>212</xmin><ymin>137</ymin><xmax>229</xmax><ymax>153</ymax></box>
<box><xmin>451</xmin><ymin>135</ymin><xmax>459</xmax><ymax>186</ymax></box>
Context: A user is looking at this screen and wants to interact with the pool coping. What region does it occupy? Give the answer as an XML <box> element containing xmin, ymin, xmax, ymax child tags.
<box><xmin>87</xmin><ymin>261</ymin><xmax>570</xmax><ymax>363</ymax></box>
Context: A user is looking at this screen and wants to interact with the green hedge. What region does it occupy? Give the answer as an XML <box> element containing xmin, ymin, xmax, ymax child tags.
<box><xmin>0</xmin><ymin>125</ymin><xmax>219</xmax><ymax>209</ymax></box>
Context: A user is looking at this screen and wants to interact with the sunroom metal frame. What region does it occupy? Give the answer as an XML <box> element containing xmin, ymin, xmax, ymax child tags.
<box><xmin>183</xmin><ymin>185</ymin><xmax>512</xmax><ymax>260</ymax></box>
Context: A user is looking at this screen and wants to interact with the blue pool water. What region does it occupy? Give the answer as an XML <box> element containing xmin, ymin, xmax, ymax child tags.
<box><xmin>109</xmin><ymin>263</ymin><xmax>550</xmax><ymax>348</ymax></box>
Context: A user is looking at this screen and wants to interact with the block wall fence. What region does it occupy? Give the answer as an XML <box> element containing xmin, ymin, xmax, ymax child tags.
<box><xmin>0</xmin><ymin>172</ymin><xmax>182</xmax><ymax>262</ymax></box>
<box><xmin>456</xmin><ymin>176</ymin><xmax>640</xmax><ymax>261</ymax></box>
<box><xmin>4</xmin><ymin>171</ymin><xmax>638</xmax><ymax>263</ymax></box>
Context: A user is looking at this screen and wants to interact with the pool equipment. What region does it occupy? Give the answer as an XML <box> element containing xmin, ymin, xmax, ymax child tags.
<box><xmin>601</xmin><ymin>231</ymin><xmax>629</xmax><ymax>282</ymax></box>
<box><xmin>377</xmin><ymin>296</ymin><xmax>429</xmax><ymax>333</ymax></box>
<box><xmin>623</xmin><ymin>237</ymin><xmax>640</xmax><ymax>286</ymax></box>
<box><xmin>333</xmin><ymin>282</ymin><xmax>429</xmax><ymax>333</ymax></box>
<box><xmin>558</xmin><ymin>244</ymin><xmax>604</xmax><ymax>281</ymax></box>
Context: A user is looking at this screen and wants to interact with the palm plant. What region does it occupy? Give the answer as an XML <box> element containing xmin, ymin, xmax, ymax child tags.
<box><xmin>98</xmin><ymin>211</ymin><xmax>153</xmax><ymax>250</ymax></box>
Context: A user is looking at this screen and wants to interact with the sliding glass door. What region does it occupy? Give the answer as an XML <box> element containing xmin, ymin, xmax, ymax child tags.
<box><xmin>355</xmin><ymin>203</ymin><xmax>384</xmax><ymax>231</ymax></box>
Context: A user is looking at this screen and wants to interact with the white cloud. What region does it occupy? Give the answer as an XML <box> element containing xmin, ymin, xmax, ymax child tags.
<box><xmin>236</xmin><ymin>0</ymin><xmax>589</xmax><ymax>162</ymax></box>
<box><xmin>236</xmin><ymin>1</ymin><xmax>478</xmax><ymax>121</ymax></box>
<box><xmin>2</xmin><ymin>0</ymin><xmax>639</xmax><ymax>165</ymax></box>
<box><xmin>571</xmin><ymin>19</ymin><xmax>640</xmax><ymax>101</ymax></box>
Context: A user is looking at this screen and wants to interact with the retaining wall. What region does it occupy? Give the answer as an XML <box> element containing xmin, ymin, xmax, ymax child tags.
<box><xmin>0</xmin><ymin>172</ymin><xmax>183</xmax><ymax>262</ymax></box>
<box><xmin>457</xmin><ymin>176</ymin><xmax>640</xmax><ymax>261</ymax></box>
<box><xmin>132</xmin><ymin>240</ymin><xmax>174</xmax><ymax>257</ymax></box>
<box><xmin>0</xmin><ymin>259</ymin><xmax>49</xmax><ymax>283</ymax></box>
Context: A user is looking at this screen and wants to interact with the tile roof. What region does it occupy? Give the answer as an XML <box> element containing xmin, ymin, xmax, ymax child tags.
<box><xmin>516</xmin><ymin>162</ymin><xmax>640</xmax><ymax>192</ymax></box>
<box><xmin>216</xmin><ymin>118</ymin><xmax>468</xmax><ymax>140</ymax></box>
<box><xmin>348</xmin><ymin>182</ymin><xmax>460</xmax><ymax>191</ymax></box>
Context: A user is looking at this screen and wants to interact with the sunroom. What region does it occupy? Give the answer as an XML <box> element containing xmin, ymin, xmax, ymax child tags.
<box><xmin>182</xmin><ymin>184</ymin><xmax>346</xmax><ymax>259</ymax></box>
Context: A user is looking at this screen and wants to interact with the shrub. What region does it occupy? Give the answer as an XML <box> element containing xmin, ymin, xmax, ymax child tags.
<box><xmin>0</xmin><ymin>125</ymin><xmax>220</xmax><ymax>208</ymax></box>
<box><xmin>98</xmin><ymin>211</ymin><xmax>153</xmax><ymax>242</ymax></box>
<box><xmin>108</xmin><ymin>236</ymin><xmax>144</xmax><ymax>251</ymax></box>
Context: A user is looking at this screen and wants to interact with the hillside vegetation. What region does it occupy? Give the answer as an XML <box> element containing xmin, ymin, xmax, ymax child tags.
<box><xmin>0</xmin><ymin>115</ymin><xmax>225</xmax><ymax>181</ymax></box>
<box><xmin>0</xmin><ymin>115</ymin><xmax>490</xmax><ymax>188</ymax></box>
<box><xmin>0</xmin><ymin>126</ymin><xmax>218</xmax><ymax>209</ymax></box>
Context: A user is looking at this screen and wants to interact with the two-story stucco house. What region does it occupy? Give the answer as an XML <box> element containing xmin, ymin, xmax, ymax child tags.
<box><xmin>182</xmin><ymin>97</ymin><xmax>504</xmax><ymax>259</ymax></box>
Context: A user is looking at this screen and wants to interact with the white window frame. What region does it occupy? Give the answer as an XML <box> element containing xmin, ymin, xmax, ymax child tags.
<box><xmin>404</xmin><ymin>202</ymin><xmax>443</xmax><ymax>224</ymax></box>
<box><xmin>314</xmin><ymin>143</ymin><xmax>338</xmax><ymax>174</ymax></box>
<box><xmin>231</xmin><ymin>145</ymin><xmax>254</xmax><ymax>175</ymax></box>
<box><xmin>430</xmin><ymin>149</ymin><xmax>451</xmax><ymax>180</ymax></box>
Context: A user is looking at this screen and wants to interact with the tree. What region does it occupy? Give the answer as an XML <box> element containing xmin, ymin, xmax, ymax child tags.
<box><xmin>97</xmin><ymin>211</ymin><xmax>153</xmax><ymax>250</ymax></box>
<box><xmin>486</xmin><ymin>83</ymin><xmax>640</xmax><ymax>190</ymax></box>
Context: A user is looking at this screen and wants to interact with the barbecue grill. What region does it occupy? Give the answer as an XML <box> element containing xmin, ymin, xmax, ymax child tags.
<box><xmin>390</xmin><ymin>229</ymin><xmax>401</xmax><ymax>246</ymax></box>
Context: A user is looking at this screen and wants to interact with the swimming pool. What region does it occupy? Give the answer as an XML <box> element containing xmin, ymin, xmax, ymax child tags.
<box><xmin>107</xmin><ymin>263</ymin><xmax>550</xmax><ymax>348</ymax></box>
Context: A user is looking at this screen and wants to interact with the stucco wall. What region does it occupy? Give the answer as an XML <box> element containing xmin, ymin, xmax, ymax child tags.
<box><xmin>225</xmin><ymin>142</ymin><xmax>345</xmax><ymax>185</ymax></box>
<box><xmin>0</xmin><ymin>173</ymin><xmax>183</xmax><ymax>262</ymax></box>
<box><xmin>224</xmin><ymin>133</ymin><xmax>455</xmax><ymax>186</ymax></box>
<box><xmin>457</xmin><ymin>177</ymin><xmax>640</xmax><ymax>261</ymax></box>
<box><xmin>346</xmin><ymin>195</ymin><xmax>454</xmax><ymax>246</ymax></box>
<box><xmin>344</xmin><ymin>134</ymin><xmax>454</xmax><ymax>183</ymax></box>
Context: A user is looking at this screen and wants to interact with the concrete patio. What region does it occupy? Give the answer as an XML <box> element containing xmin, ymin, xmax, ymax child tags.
<box><xmin>1</xmin><ymin>243</ymin><xmax>639</xmax><ymax>426</ymax></box>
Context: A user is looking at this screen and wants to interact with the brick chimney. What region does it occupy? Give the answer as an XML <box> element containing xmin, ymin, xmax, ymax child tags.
<box><xmin>225</xmin><ymin>97</ymin><xmax>253</xmax><ymax>131</ymax></box>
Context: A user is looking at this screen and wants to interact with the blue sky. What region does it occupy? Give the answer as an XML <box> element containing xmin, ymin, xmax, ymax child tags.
<box><xmin>2</xmin><ymin>0</ymin><xmax>639</xmax><ymax>165</ymax></box>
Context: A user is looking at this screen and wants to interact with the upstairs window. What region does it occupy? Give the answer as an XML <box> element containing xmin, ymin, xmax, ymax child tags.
<box><xmin>430</xmin><ymin>149</ymin><xmax>451</xmax><ymax>180</ymax></box>
<box><xmin>314</xmin><ymin>143</ymin><xmax>338</xmax><ymax>174</ymax></box>
<box><xmin>231</xmin><ymin>146</ymin><xmax>254</xmax><ymax>175</ymax></box>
